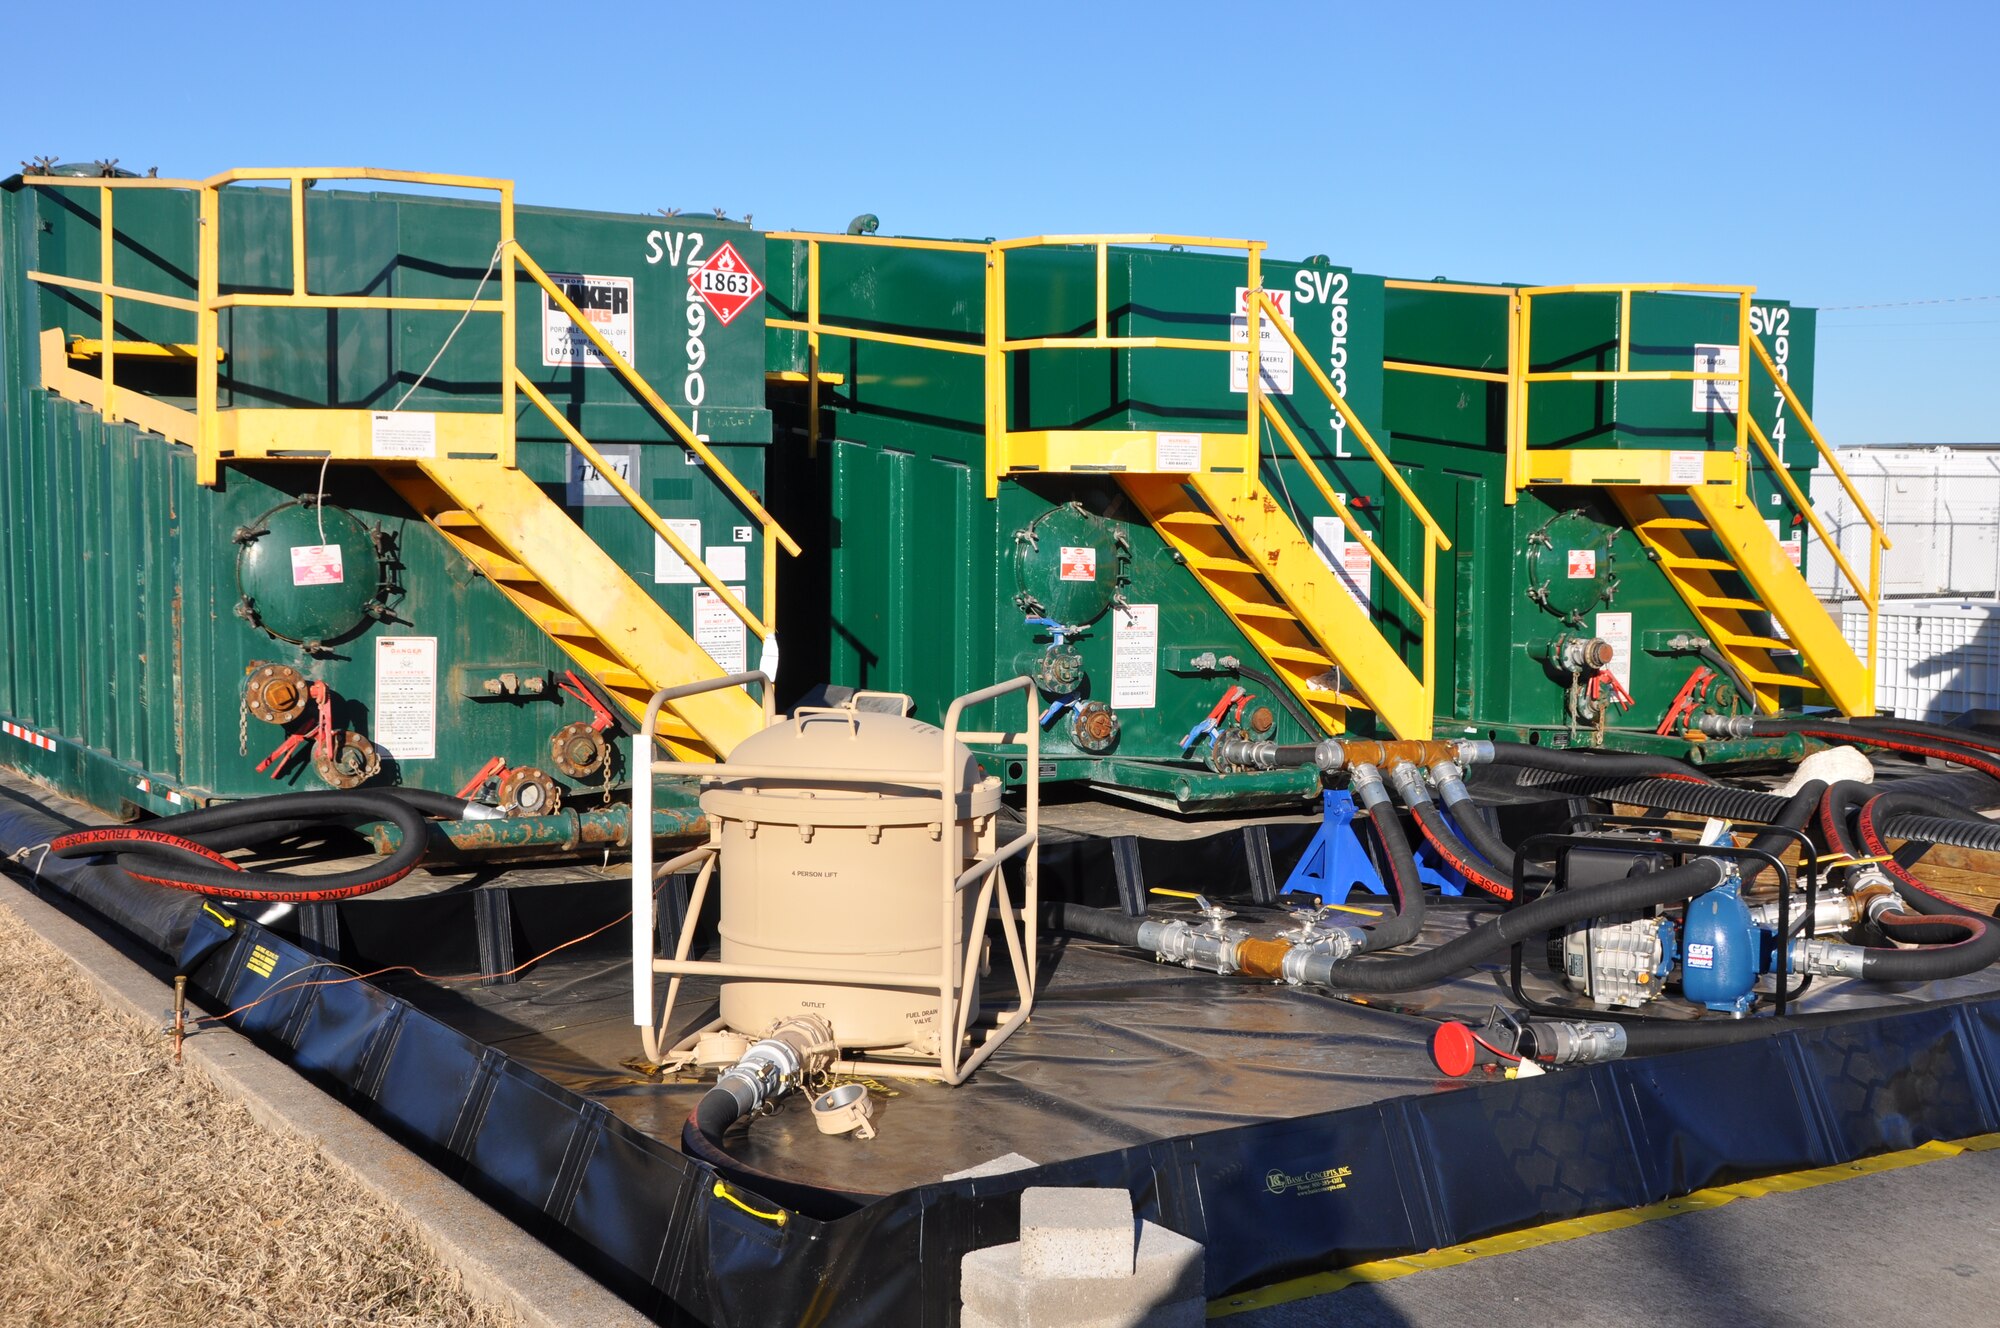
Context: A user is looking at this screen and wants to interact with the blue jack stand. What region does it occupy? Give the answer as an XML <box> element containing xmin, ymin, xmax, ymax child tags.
<box><xmin>1283</xmin><ymin>790</ymin><xmax>1469</xmax><ymax>905</ymax></box>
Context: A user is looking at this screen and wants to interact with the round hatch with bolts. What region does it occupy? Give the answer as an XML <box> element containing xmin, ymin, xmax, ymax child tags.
<box><xmin>497</xmin><ymin>766</ymin><xmax>563</xmax><ymax>817</ymax></box>
<box><xmin>1012</xmin><ymin>502</ymin><xmax>1128</xmax><ymax>629</ymax></box>
<box><xmin>234</xmin><ymin>499</ymin><xmax>387</xmax><ymax>649</ymax></box>
<box><xmin>1525</xmin><ymin>508</ymin><xmax>1620</xmax><ymax>625</ymax></box>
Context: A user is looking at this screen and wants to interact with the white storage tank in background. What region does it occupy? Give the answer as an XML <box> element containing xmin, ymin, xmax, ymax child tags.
<box><xmin>1842</xmin><ymin>598</ymin><xmax>2000</xmax><ymax>719</ymax></box>
<box><xmin>1812</xmin><ymin>446</ymin><xmax>2000</xmax><ymax>601</ymax></box>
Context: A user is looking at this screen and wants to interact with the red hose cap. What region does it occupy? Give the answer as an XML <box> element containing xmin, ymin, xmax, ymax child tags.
<box><xmin>1432</xmin><ymin>1022</ymin><xmax>1479</xmax><ymax>1077</ymax></box>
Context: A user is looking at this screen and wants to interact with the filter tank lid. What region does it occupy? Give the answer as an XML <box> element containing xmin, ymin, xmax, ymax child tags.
<box><xmin>720</xmin><ymin>707</ymin><xmax>992</xmax><ymax>798</ymax></box>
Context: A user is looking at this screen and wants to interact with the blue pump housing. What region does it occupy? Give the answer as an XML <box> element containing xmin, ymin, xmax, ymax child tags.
<box><xmin>1681</xmin><ymin>878</ymin><xmax>1764</xmax><ymax>1015</ymax></box>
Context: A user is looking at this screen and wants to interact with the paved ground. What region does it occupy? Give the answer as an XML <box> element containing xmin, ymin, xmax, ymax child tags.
<box><xmin>1227</xmin><ymin>1146</ymin><xmax>2000</xmax><ymax>1327</ymax></box>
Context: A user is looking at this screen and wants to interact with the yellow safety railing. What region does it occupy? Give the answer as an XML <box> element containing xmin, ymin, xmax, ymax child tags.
<box><xmin>768</xmin><ymin>231</ymin><xmax>1452</xmax><ymax>722</ymax></box>
<box><xmin>22</xmin><ymin>167</ymin><xmax>794</xmax><ymax>640</ymax></box>
<box><xmin>1382</xmin><ymin>278</ymin><xmax>1889</xmax><ymax>684</ymax></box>
<box><xmin>1743</xmin><ymin>334</ymin><xmax>1891</xmax><ymax>677</ymax></box>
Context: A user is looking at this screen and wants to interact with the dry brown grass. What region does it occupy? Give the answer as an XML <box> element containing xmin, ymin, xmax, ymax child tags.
<box><xmin>0</xmin><ymin>904</ymin><xmax>519</xmax><ymax>1328</ymax></box>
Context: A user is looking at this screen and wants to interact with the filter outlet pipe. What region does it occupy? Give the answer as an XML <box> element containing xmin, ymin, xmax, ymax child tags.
<box><xmin>1514</xmin><ymin>989</ymin><xmax>1999</xmax><ymax>1066</ymax></box>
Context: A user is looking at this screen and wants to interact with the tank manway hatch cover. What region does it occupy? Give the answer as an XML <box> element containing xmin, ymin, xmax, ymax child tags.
<box><xmin>234</xmin><ymin>500</ymin><xmax>389</xmax><ymax>650</ymax></box>
<box><xmin>1013</xmin><ymin>502</ymin><xmax>1129</xmax><ymax>628</ymax></box>
<box><xmin>1526</xmin><ymin>507</ymin><xmax>1621</xmax><ymax>626</ymax></box>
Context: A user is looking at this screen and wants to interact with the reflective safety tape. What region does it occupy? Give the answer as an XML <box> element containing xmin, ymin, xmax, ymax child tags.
<box><xmin>2</xmin><ymin>720</ymin><xmax>57</xmax><ymax>751</ymax></box>
<box><xmin>1209</xmin><ymin>1131</ymin><xmax>2000</xmax><ymax>1317</ymax></box>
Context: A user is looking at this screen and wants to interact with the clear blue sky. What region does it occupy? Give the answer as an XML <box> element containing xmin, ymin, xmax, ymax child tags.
<box><xmin>8</xmin><ymin>1</ymin><xmax>1994</xmax><ymax>443</ymax></box>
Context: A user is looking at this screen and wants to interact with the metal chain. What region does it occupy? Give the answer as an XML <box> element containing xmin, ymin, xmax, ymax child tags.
<box><xmin>239</xmin><ymin>692</ymin><xmax>249</xmax><ymax>757</ymax></box>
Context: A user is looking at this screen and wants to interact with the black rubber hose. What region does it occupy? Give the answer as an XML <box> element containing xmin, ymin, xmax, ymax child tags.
<box><xmin>1488</xmin><ymin>742</ymin><xmax>1717</xmax><ymax>783</ymax></box>
<box><xmin>1314</xmin><ymin>857</ymin><xmax>1729</xmax><ymax>992</ymax></box>
<box><xmin>1360</xmin><ymin>798</ymin><xmax>1424</xmax><ymax>951</ymax></box>
<box><xmin>377</xmin><ymin>788</ymin><xmax>487</xmax><ymax>820</ymax></box>
<box><xmin>1748</xmin><ymin>719</ymin><xmax>2000</xmax><ymax>785</ymax></box>
<box><xmin>1851</xmin><ymin>715</ymin><xmax>2000</xmax><ymax>753</ymax></box>
<box><xmin>1575</xmin><ymin>776</ymin><xmax>1790</xmax><ymax>824</ymax></box>
<box><xmin>1737</xmin><ymin>780</ymin><xmax>1828</xmax><ymax>887</ymax></box>
<box><xmin>1694</xmin><ymin>642</ymin><xmax>1758</xmax><ymax>715</ymax></box>
<box><xmin>1439</xmin><ymin>800</ymin><xmax>1521</xmax><ymax>880</ymax></box>
<box><xmin>47</xmin><ymin>790</ymin><xmax>430</xmax><ymax>902</ymax></box>
<box><xmin>1878</xmin><ymin>815</ymin><xmax>2000</xmax><ymax>854</ymax></box>
<box><xmin>1411</xmin><ymin>800</ymin><xmax>1514</xmax><ymax>902</ymax></box>
<box><xmin>1049</xmin><ymin>901</ymin><xmax>1148</xmax><ymax>947</ymax></box>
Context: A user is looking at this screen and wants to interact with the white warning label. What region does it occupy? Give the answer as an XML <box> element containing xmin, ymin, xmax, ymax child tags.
<box><xmin>1311</xmin><ymin>513</ymin><xmax>1374</xmax><ymax>610</ymax></box>
<box><xmin>1693</xmin><ymin>343</ymin><xmax>1740</xmax><ymax>414</ymax></box>
<box><xmin>1669</xmin><ymin>450</ymin><xmax>1705</xmax><ymax>484</ymax></box>
<box><xmin>1156</xmin><ymin>432</ymin><xmax>1203</xmax><ymax>471</ymax></box>
<box><xmin>1594</xmin><ymin>611</ymin><xmax>1633</xmax><ymax>693</ymax></box>
<box><xmin>1230</xmin><ymin>287</ymin><xmax>1294</xmax><ymax>395</ymax></box>
<box><xmin>1059</xmin><ymin>546</ymin><xmax>1097</xmax><ymax>582</ymax></box>
<box><xmin>1568</xmin><ymin>549</ymin><xmax>1597</xmax><ymax>579</ymax></box>
<box><xmin>652</xmin><ymin>518</ymin><xmax>704</xmax><ymax>584</ymax></box>
<box><xmin>373</xmin><ymin>636</ymin><xmax>437</xmax><ymax>762</ymax></box>
<box><xmin>1111</xmin><ymin>604</ymin><xmax>1159</xmax><ymax>709</ymax></box>
<box><xmin>693</xmin><ymin>587</ymin><xmax>748</xmax><ymax>674</ymax></box>
<box><xmin>290</xmin><ymin>544</ymin><xmax>345</xmax><ymax>587</ymax></box>
<box><xmin>544</xmin><ymin>272</ymin><xmax>635</xmax><ymax>368</ymax></box>
<box><xmin>370</xmin><ymin>411</ymin><xmax>437</xmax><ymax>458</ymax></box>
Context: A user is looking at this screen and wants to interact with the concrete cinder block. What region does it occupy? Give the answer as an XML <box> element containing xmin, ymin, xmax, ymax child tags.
<box><xmin>960</xmin><ymin>1221</ymin><xmax>1204</xmax><ymax>1327</ymax></box>
<box><xmin>943</xmin><ymin>1152</ymin><xmax>1039</xmax><ymax>1182</ymax></box>
<box><xmin>962</xmin><ymin>1305</ymin><xmax>1200</xmax><ymax>1328</ymax></box>
<box><xmin>1018</xmin><ymin>1186</ymin><xmax>1135</xmax><ymax>1279</ymax></box>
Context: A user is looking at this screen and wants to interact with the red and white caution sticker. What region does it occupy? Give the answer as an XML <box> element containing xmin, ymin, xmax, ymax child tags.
<box><xmin>2</xmin><ymin>720</ymin><xmax>55</xmax><ymax>751</ymax></box>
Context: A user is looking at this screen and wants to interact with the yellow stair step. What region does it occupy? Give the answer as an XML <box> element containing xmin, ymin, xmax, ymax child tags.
<box><xmin>475</xmin><ymin>555</ymin><xmax>539</xmax><ymax>583</ymax></box>
<box><xmin>1716</xmin><ymin>633</ymin><xmax>1794</xmax><ymax>652</ymax></box>
<box><xmin>1182</xmin><ymin>551</ymin><xmax>1262</xmax><ymax>575</ymax></box>
<box><xmin>540</xmin><ymin>616</ymin><xmax>594</xmax><ymax>638</ymax></box>
<box><xmin>1154</xmin><ymin>510</ymin><xmax>1225</xmax><ymax>529</ymax></box>
<box><xmin>1638</xmin><ymin>517</ymin><xmax>1709</xmax><ymax>532</ymax></box>
<box><xmin>1659</xmin><ymin>556</ymin><xmax>1737</xmax><ymax>573</ymax></box>
<box><xmin>433</xmin><ymin>509</ymin><xmax>481</xmax><ymax>529</ymax></box>
<box><xmin>596</xmin><ymin>668</ymin><xmax>651</xmax><ymax>691</ymax></box>
<box><xmin>1253</xmin><ymin>643</ymin><xmax>1335</xmax><ymax>667</ymax></box>
<box><xmin>1689</xmin><ymin>596</ymin><xmax>1766</xmax><ymax>614</ymax></box>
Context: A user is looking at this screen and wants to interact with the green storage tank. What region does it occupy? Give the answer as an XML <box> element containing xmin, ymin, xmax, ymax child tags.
<box><xmin>0</xmin><ymin>164</ymin><xmax>775</xmax><ymax>831</ymax></box>
<box><xmin>764</xmin><ymin>234</ymin><xmax>1416</xmax><ymax>807</ymax></box>
<box><xmin>1381</xmin><ymin>281</ymin><xmax>1832</xmax><ymax>752</ymax></box>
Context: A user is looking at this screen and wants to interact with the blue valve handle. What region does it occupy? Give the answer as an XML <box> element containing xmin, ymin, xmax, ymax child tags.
<box><xmin>1024</xmin><ymin>616</ymin><xmax>1068</xmax><ymax>647</ymax></box>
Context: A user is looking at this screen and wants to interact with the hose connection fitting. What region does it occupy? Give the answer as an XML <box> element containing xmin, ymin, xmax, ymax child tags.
<box><xmin>1747</xmin><ymin>893</ymin><xmax>1864</xmax><ymax>936</ymax></box>
<box><xmin>1697</xmin><ymin>715</ymin><xmax>1758</xmax><ymax>739</ymax></box>
<box><xmin>1137</xmin><ymin>897</ymin><xmax>1249</xmax><ymax>976</ymax></box>
<box><xmin>1387</xmin><ymin>760</ymin><xmax>1433</xmax><ymax>810</ymax></box>
<box><xmin>1453</xmin><ymin>740</ymin><xmax>1495</xmax><ymax>767</ymax></box>
<box><xmin>1428</xmin><ymin>759</ymin><xmax>1473</xmax><ymax>810</ymax></box>
<box><xmin>1347</xmin><ymin>762</ymin><xmax>1391</xmax><ymax>811</ymax></box>
<box><xmin>1788</xmin><ymin>938</ymin><xmax>1867</xmax><ymax>978</ymax></box>
<box><xmin>1526</xmin><ymin>1019</ymin><xmax>1629</xmax><ymax>1066</ymax></box>
<box><xmin>1279</xmin><ymin>927</ymin><xmax>1364</xmax><ymax>984</ymax></box>
<box><xmin>712</xmin><ymin>1014</ymin><xmax>837</xmax><ymax>1118</ymax></box>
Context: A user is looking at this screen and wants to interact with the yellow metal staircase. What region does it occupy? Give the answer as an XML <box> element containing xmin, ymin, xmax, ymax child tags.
<box><xmin>1454</xmin><ymin>282</ymin><xmax>1890</xmax><ymax>719</ymax></box>
<box><xmin>1123</xmin><ymin>474</ymin><xmax>1429</xmax><ymax>738</ymax></box>
<box><xmin>384</xmin><ymin>463</ymin><xmax>760</xmax><ymax>761</ymax></box>
<box><xmin>1616</xmin><ymin>489</ymin><xmax>1871</xmax><ymax>714</ymax></box>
